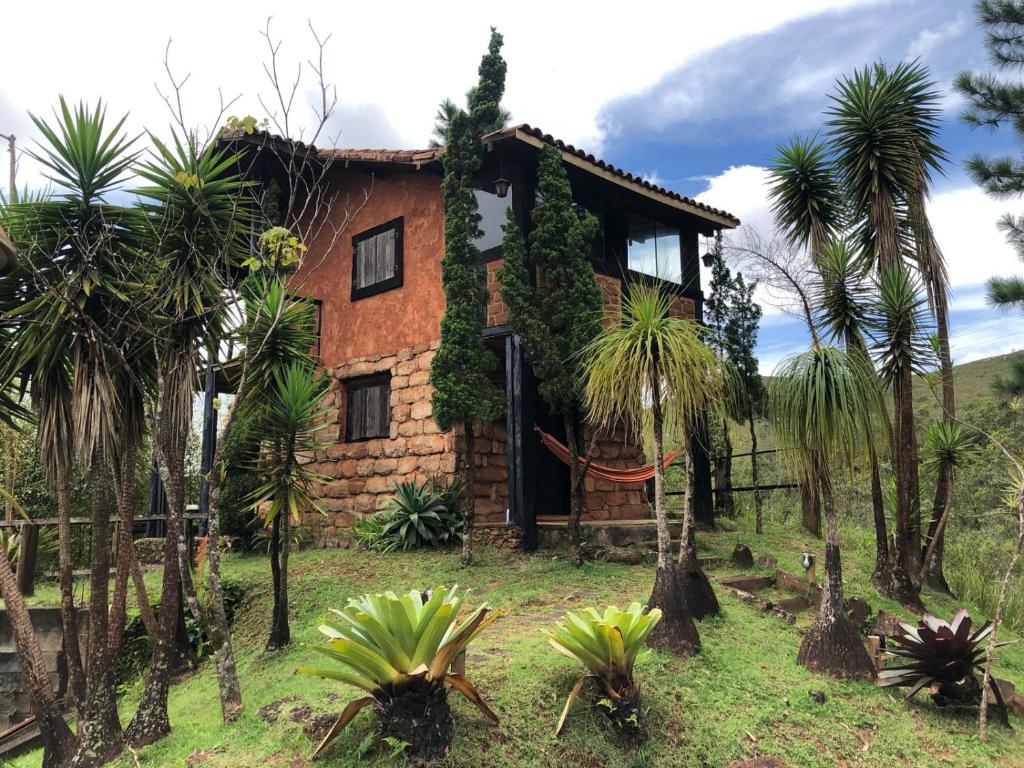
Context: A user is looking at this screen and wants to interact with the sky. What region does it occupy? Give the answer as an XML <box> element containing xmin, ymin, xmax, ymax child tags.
<box><xmin>2</xmin><ymin>0</ymin><xmax>1022</xmax><ymax>373</ymax></box>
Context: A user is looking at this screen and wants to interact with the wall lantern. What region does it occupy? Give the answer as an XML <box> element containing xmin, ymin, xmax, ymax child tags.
<box><xmin>701</xmin><ymin>250</ymin><xmax>715</xmax><ymax>268</ymax></box>
<box><xmin>494</xmin><ymin>176</ymin><xmax>510</xmax><ymax>198</ymax></box>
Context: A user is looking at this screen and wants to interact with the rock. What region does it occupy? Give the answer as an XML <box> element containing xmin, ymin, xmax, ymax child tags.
<box><xmin>756</xmin><ymin>555</ymin><xmax>777</xmax><ymax>569</ymax></box>
<box><xmin>597</xmin><ymin>545</ymin><xmax>646</xmax><ymax>565</ymax></box>
<box><xmin>1012</xmin><ymin>693</ymin><xmax>1024</xmax><ymax>718</ymax></box>
<box><xmin>732</xmin><ymin>543</ymin><xmax>755</xmax><ymax>568</ymax></box>
<box><xmin>727</xmin><ymin>758</ymin><xmax>792</xmax><ymax>768</ymax></box>
<box><xmin>845</xmin><ymin>597</ymin><xmax>872</xmax><ymax>630</ymax></box>
<box><xmin>808</xmin><ymin>690</ymin><xmax>826</xmax><ymax>704</ymax></box>
<box><xmin>984</xmin><ymin>678</ymin><xmax>1017</xmax><ymax>709</ymax></box>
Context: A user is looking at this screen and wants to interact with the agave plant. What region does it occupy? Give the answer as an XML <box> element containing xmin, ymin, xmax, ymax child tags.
<box><xmin>381</xmin><ymin>479</ymin><xmax>462</xmax><ymax>550</ymax></box>
<box><xmin>879</xmin><ymin>609</ymin><xmax>1009</xmax><ymax>714</ymax></box>
<box><xmin>297</xmin><ymin>586</ymin><xmax>499</xmax><ymax>759</ymax></box>
<box><xmin>547</xmin><ymin>603</ymin><xmax>662</xmax><ymax>736</ymax></box>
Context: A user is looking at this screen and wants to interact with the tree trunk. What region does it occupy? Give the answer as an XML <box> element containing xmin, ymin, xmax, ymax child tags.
<box><xmin>377</xmin><ymin>680</ymin><xmax>453</xmax><ymax>759</ymax></box>
<box><xmin>800</xmin><ymin>468</ymin><xmax>821</xmax><ymax>537</ymax></box>
<box><xmin>796</xmin><ymin>456</ymin><xmax>875</xmax><ymax>680</ymax></box>
<box><xmin>107</xmin><ymin>443</ymin><xmax>139</xmax><ymax>662</ymax></box>
<box><xmin>71</xmin><ymin>455</ymin><xmax>124</xmax><ymax>768</ymax></box>
<box><xmin>748</xmin><ymin>410</ymin><xmax>762</xmax><ymax>535</ymax></box>
<box><xmin>204</xmin><ymin>470</ymin><xmax>242</xmax><ymax>721</ymax></box>
<box><xmin>565</xmin><ymin>413</ymin><xmax>584</xmax><ymax>567</ymax></box>
<box><xmin>889</xmin><ymin>372</ymin><xmax>923</xmax><ymax>609</ymax></box>
<box><xmin>929</xmin><ymin>283</ymin><xmax>956</xmax><ymax>594</ymax></box>
<box><xmin>55</xmin><ymin>466</ymin><xmax>85</xmax><ymax>716</ymax></box>
<box><xmin>130</xmin><ymin>552</ymin><xmax>159</xmax><ymax>640</ymax></box>
<box><xmin>0</xmin><ymin>549</ymin><xmax>78</xmax><ymax>767</ymax></box>
<box><xmin>677</xmin><ymin>447</ymin><xmax>719</xmax><ymax>620</ymax></box>
<box><xmin>266</xmin><ymin>512</ymin><xmax>291</xmax><ymax>650</ymax></box>
<box><xmin>646</xmin><ymin>375</ymin><xmax>700</xmax><ymax>656</ymax></box>
<box><xmin>714</xmin><ymin>417</ymin><xmax>734</xmax><ymax>518</ymax></box>
<box><xmin>923</xmin><ymin>462</ymin><xmax>953</xmax><ymax>594</ymax></box>
<box><xmin>461</xmin><ymin>424</ymin><xmax>476</xmax><ymax>566</ymax></box>
<box><xmin>868</xmin><ymin>446</ymin><xmax>891</xmax><ymax>590</ymax></box>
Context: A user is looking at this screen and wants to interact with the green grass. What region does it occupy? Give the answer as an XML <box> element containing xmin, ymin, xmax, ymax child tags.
<box><xmin>12</xmin><ymin>516</ymin><xmax>1024</xmax><ymax>768</ymax></box>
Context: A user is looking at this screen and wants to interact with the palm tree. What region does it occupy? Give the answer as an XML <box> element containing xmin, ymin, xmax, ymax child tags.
<box><xmin>919</xmin><ymin>421</ymin><xmax>977</xmax><ymax>587</ymax></box>
<box><xmin>126</xmin><ymin>130</ymin><xmax>251</xmax><ymax>743</ymax></box>
<box><xmin>769</xmin><ymin>341</ymin><xmax>883</xmax><ymax>680</ymax></box>
<box><xmin>828</xmin><ymin>65</ymin><xmax>924</xmax><ymax>605</ymax></box>
<box><xmin>868</xmin><ymin>266</ymin><xmax>932</xmax><ymax>609</ymax></box>
<box><xmin>249</xmin><ymin>361</ymin><xmax>330</xmax><ymax>650</ymax></box>
<box><xmin>582</xmin><ymin>282</ymin><xmax>727</xmax><ymax>655</ymax></box>
<box><xmin>1</xmin><ymin>98</ymin><xmax>146</xmax><ymax>767</ymax></box>
<box><xmin>767</xmin><ymin>136</ymin><xmax>845</xmax><ymax>537</ymax></box>
<box><xmin>814</xmin><ymin>239</ymin><xmax>892</xmax><ymax>589</ymax></box>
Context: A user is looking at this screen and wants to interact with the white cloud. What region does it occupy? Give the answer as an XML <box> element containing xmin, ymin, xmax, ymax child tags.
<box><xmin>1</xmin><ymin>0</ymin><xmax>878</xmax><ymax>192</ymax></box>
<box><xmin>907</xmin><ymin>14</ymin><xmax>966</xmax><ymax>60</ymax></box>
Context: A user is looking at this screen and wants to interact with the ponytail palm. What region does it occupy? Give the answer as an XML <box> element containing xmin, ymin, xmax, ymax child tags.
<box><xmin>582</xmin><ymin>282</ymin><xmax>727</xmax><ymax>655</ymax></box>
<box><xmin>768</xmin><ymin>136</ymin><xmax>844</xmax><ymax>257</ymax></box>
<box><xmin>298</xmin><ymin>586</ymin><xmax>499</xmax><ymax>759</ymax></box>
<box><xmin>769</xmin><ymin>344</ymin><xmax>883</xmax><ymax>680</ymax></box>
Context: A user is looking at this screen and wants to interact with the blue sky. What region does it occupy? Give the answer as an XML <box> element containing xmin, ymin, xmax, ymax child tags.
<box><xmin>2</xmin><ymin>0</ymin><xmax>1022</xmax><ymax>374</ymax></box>
<box><xmin>591</xmin><ymin>0</ymin><xmax>1024</xmax><ymax>371</ymax></box>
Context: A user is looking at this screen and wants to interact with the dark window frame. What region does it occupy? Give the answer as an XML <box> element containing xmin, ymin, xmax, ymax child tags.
<box><xmin>344</xmin><ymin>373</ymin><xmax>392</xmax><ymax>442</ymax></box>
<box><xmin>350</xmin><ymin>217</ymin><xmax>404</xmax><ymax>300</ymax></box>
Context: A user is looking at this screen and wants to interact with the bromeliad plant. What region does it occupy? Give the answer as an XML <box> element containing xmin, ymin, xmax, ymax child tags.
<box><xmin>879</xmin><ymin>609</ymin><xmax>1009</xmax><ymax>719</ymax></box>
<box><xmin>297</xmin><ymin>586</ymin><xmax>500</xmax><ymax>759</ymax></box>
<box><xmin>547</xmin><ymin>603</ymin><xmax>662</xmax><ymax>736</ymax></box>
<box><xmin>381</xmin><ymin>479</ymin><xmax>463</xmax><ymax>550</ymax></box>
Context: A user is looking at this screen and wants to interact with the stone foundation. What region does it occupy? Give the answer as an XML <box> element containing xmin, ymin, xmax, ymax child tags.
<box><xmin>472</xmin><ymin>523</ymin><xmax>522</xmax><ymax>550</ymax></box>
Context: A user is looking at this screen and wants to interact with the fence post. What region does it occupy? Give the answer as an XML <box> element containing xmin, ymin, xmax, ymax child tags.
<box><xmin>16</xmin><ymin>522</ymin><xmax>38</xmax><ymax>596</ymax></box>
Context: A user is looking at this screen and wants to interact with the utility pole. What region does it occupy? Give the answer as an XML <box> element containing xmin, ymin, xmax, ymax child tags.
<box><xmin>0</xmin><ymin>133</ymin><xmax>15</xmax><ymax>201</ymax></box>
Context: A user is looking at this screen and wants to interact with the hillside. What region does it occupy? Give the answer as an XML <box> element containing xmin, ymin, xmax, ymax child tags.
<box><xmin>12</xmin><ymin>520</ymin><xmax>1023</xmax><ymax>768</ymax></box>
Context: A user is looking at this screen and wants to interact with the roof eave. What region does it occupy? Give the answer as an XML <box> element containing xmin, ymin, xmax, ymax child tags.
<box><xmin>486</xmin><ymin>126</ymin><xmax>740</xmax><ymax>229</ymax></box>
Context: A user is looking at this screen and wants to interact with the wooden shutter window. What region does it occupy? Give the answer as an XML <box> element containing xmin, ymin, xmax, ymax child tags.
<box><xmin>345</xmin><ymin>375</ymin><xmax>391</xmax><ymax>441</ymax></box>
<box><xmin>351</xmin><ymin>217</ymin><xmax>404</xmax><ymax>300</ymax></box>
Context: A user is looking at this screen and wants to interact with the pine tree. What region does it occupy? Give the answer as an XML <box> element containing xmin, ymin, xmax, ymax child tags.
<box><xmin>956</xmin><ymin>0</ymin><xmax>1024</xmax><ymax>312</ymax></box>
<box><xmin>723</xmin><ymin>273</ymin><xmax>765</xmax><ymax>532</ymax></box>
<box><xmin>430</xmin><ymin>29</ymin><xmax>506</xmax><ymax>565</ymax></box>
<box><xmin>703</xmin><ymin>234</ymin><xmax>736</xmax><ymax>520</ymax></box>
<box><xmin>497</xmin><ymin>144</ymin><xmax>601</xmax><ymax>567</ymax></box>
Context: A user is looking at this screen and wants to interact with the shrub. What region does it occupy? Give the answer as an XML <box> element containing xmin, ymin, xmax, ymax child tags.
<box><xmin>352</xmin><ymin>479</ymin><xmax>463</xmax><ymax>553</ymax></box>
<box><xmin>297</xmin><ymin>586</ymin><xmax>499</xmax><ymax>759</ymax></box>
<box><xmin>547</xmin><ymin>602</ymin><xmax>662</xmax><ymax>736</ymax></box>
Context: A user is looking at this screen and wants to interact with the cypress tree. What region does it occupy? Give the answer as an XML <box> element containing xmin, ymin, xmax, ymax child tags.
<box><xmin>703</xmin><ymin>234</ymin><xmax>735</xmax><ymax>520</ymax></box>
<box><xmin>430</xmin><ymin>29</ymin><xmax>505</xmax><ymax>565</ymax></box>
<box><xmin>497</xmin><ymin>144</ymin><xmax>601</xmax><ymax>566</ymax></box>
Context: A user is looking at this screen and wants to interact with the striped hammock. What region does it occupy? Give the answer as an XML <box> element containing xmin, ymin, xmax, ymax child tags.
<box><xmin>533</xmin><ymin>425</ymin><xmax>680</xmax><ymax>484</ymax></box>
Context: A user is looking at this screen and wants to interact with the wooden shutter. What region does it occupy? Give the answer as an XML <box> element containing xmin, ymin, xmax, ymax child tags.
<box><xmin>351</xmin><ymin>218</ymin><xmax>404</xmax><ymax>300</ymax></box>
<box><xmin>346</xmin><ymin>376</ymin><xmax>391</xmax><ymax>440</ymax></box>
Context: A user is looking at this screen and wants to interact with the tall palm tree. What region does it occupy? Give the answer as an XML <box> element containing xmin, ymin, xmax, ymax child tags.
<box><xmin>814</xmin><ymin>239</ymin><xmax>893</xmax><ymax>589</ymax></box>
<box><xmin>828</xmin><ymin>65</ymin><xmax>924</xmax><ymax>605</ymax></box>
<box><xmin>2</xmin><ymin>98</ymin><xmax>146</xmax><ymax>768</ymax></box>
<box><xmin>767</xmin><ymin>136</ymin><xmax>845</xmax><ymax>538</ymax></box>
<box><xmin>769</xmin><ymin>341</ymin><xmax>883</xmax><ymax>680</ymax></box>
<box><xmin>886</xmin><ymin>61</ymin><xmax>959</xmax><ymax>589</ymax></box>
<box><xmin>868</xmin><ymin>266</ymin><xmax>932</xmax><ymax>609</ymax></box>
<box><xmin>127</xmin><ymin>130</ymin><xmax>251</xmax><ymax>743</ymax></box>
<box><xmin>582</xmin><ymin>282</ymin><xmax>727</xmax><ymax>655</ymax></box>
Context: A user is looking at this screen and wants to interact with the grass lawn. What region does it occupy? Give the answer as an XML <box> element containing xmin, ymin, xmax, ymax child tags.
<box><xmin>10</xmin><ymin>516</ymin><xmax>1024</xmax><ymax>768</ymax></box>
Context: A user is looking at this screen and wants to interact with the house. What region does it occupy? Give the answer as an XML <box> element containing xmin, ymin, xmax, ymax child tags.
<box><xmin>229</xmin><ymin>124</ymin><xmax>739</xmax><ymax>549</ymax></box>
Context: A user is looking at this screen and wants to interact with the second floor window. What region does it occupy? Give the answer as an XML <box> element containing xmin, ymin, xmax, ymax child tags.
<box><xmin>627</xmin><ymin>214</ymin><xmax>681</xmax><ymax>283</ymax></box>
<box><xmin>345</xmin><ymin>374</ymin><xmax>391</xmax><ymax>441</ymax></box>
<box><xmin>352</xmin><ymin>217</ymin><xmax>403</xmax><ymax>300</ymax></box>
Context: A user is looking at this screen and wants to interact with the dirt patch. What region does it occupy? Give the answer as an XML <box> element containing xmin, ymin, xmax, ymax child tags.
<box><xmin>303</xmin><ymin>712</ymin><xmax>341</xmax><ymax>742</ymax></box>
<box><xmin>257</xmin><ymin>695</ymin><xmax>302</xmax><ymax>724</ymax></box>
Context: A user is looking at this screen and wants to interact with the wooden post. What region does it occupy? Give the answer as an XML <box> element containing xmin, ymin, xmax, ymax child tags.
<box><xmin>16</xmin><ymin>523</ymin><xmax>38</xmax><ymax>596</ymax></box>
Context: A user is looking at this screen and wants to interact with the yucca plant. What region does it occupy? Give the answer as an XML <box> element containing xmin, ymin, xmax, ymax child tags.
<box><xmin>381</xmin><ymin>479</ymin><xmax>462</xmax><ymax>550</ymax></box>
<box><xmin>547</xmin><ymin>603</ymin><xmax>662</xmax><ymax>736</ymax></box>
<box><xmin>297</xmin><ymin>586</ymin><xmax>500</xmax><ymax>759</ymax></box>
<box><xmin>879</xmin><ymin>609</ymin><xmax>1009</xmax><ymax>719</ymax></box>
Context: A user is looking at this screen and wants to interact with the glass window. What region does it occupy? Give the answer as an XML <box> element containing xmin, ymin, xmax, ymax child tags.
<box><xmin>627</xmin><ymin>215</ymin><xmax>681</xmax><ymax>283</ymax></box>
<box><xmin>475</xmin><ymin>188</ymin><xmax>513</xmax><ymax>260</ymax></box>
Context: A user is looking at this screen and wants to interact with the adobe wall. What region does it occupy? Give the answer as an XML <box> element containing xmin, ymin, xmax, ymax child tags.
<box><xmin>289</xmin><ymin>167</ymin><xmax>446</xmax><ymax>370</ymax></box>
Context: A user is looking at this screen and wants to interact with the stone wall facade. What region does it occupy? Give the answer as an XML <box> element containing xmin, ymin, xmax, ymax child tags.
<box><xmin>485</xmin><ymin>259</ymin><xmax>510</xmax><ymax>327</ymax></box>
<box><xmin>580</xmin><ymin>425</ymin><xmax>650</xmax><ymax>520</ymax></box>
